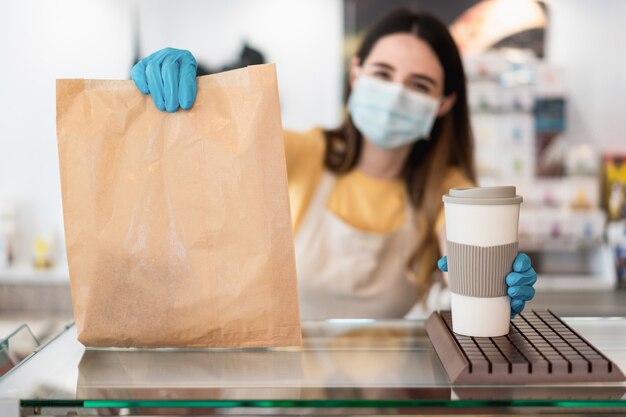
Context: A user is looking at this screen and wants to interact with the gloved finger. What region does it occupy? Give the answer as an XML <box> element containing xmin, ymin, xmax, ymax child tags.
<box><xmin>513</xmin><ymin>252</ymin><xmax>532</xmax><ymax>273</ymax></box>
<box><xmin>506</xmin><ymin>267</ymin><xmax>537</xmax><ymax>287</ymax></box>
<box><xmin>510</xmin><ymin>299</ymin><xmax>525</xmax><ymax>316</ymax></box>
<box><xmin>178</xmin><ymin>51</ymin><xmax>197</xmax><ymax>110</ymax></box>
<box><xmin>146</xmin><ymin>60</ymin><xmax>166</xmax><ymax>111</ymax></box>
<box><xmin>437</xmin><ymin>256</ymin><xmax>448</xmax><ymax>272</ymax></box>
<box><xmin>131</xmin><ymin>60</ymin><xmax>150</xmax><ymax>94</ymax></box>
<box><xmin>508</xmin><ymin>285</ymin><xmax>535</xmax><ymax>301</ymax></box>
<box><xmin>161</xmin><ymin>55</ymin><xmax>180</xmax><ymax>112</ymax></box>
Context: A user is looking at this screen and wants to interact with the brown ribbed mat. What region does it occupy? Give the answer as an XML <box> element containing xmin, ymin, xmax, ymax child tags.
<box><xmin>425</xmin><ymin>310</ymin><xmax>626</xmax><ymax>384</ymax></box>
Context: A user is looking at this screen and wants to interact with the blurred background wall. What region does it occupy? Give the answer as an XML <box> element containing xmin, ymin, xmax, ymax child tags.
<box><xmin>546</xmin><ymin>0</ymin><xmax>626</xmax><ymax>153</ymax></box>
<box><xmin>1</xmin><ymin>0</ymin><xmax>626</xmax><ymax>312</ymax></box>
<box><xmin>0</xmin><ymin>0</ymin><xmax>343</xmax><ymax>264</ymax></box>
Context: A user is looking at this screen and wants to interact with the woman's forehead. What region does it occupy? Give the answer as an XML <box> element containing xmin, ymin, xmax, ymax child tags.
<box><xmin>364</xmin><ymin>33</ymin><xmax>444</xmax><ymax>82</ymax></box>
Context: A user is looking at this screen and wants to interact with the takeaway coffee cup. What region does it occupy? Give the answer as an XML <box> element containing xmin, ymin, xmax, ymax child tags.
<box><xmin>443</xmin><ymin>186</ymin><xmax>523</xmax><ymax>337</ymax></box>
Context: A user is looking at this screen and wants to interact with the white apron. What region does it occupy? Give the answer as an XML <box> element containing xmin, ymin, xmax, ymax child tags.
<box><xmin>295</xmin><ymin>171</ymin><xmax>425</xmax><ymax>320</ymax></box>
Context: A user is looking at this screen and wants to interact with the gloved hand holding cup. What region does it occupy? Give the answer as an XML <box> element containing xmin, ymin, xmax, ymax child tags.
<box><xmin>441</xmin><ymin>186</ymin><xmax>525</xmax><ymax>337</ymax></box>
<box><xmin>438</xmin><ymin>252</ymin><xmax>537</xmax><ymax>320</ymax></box>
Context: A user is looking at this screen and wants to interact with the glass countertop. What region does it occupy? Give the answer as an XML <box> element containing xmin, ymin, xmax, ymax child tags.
<box><xmin>1</xmin><ymin>317</ymin><xmax>626</xmax><ymax>415</ymax></box>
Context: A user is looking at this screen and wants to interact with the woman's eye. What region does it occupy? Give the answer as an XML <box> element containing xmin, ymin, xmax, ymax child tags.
<box><xmin>408</xmin><ymin>82</ymin><xmax>431</xmax><ymax>93</ymax></box>
<box><xmin>373</xmin><ymin>71</ymin><xmax>391</xmax><ymax>80</ymax></box>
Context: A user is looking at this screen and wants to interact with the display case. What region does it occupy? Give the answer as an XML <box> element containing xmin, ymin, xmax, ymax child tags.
<box><xmin>1</xmin><ymin>317</ymin><xmax>625</xmax><ymax>416</ymax></box>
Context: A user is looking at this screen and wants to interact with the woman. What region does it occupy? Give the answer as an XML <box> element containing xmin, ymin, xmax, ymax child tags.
<box><xmin>131</xmin><ymin>9</ymin><xmax>537</xmax><ymax>319</ymax></box>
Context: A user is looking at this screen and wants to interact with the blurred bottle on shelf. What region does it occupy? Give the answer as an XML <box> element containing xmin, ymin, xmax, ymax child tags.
<box><xmin>33</xmin><ymin>231</ymin><xmax>55</xmax><ymax>269</ymax></box>
<box><xmin>607</xmin><ymin>221</ymin><xmax>626</xmax><ymax>285</ymax></box>
<box><xmin>603</xmin><ymin>154</ymin><xmax>626</xmax><ymax>286</ymax></box>
<box><xmin>0</xmin><ymin>199</ymin><xmax>16</xmax><ymax>270</ymax></box>
<box><xmin>603</xmin><ymin>155</ymin><xmax>626</xmax><ymax>221</ymax></box>
<box><xmin>609</xmin><ymin>183</ymin><xmax>626</xmax><ymax>220</ymax></box>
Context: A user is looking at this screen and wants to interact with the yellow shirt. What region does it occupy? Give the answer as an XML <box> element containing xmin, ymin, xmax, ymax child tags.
<box><xmin>284</xmin><ymin>128</ymin><xmax>473</xmax><ymax>235</ymax></box>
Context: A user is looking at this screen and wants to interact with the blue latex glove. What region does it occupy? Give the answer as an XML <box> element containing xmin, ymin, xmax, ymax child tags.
<box><xmin>131</xmin><ymin>48</ymin><xmax>198</xmax><ymax>112</ymax></box>
<box><xmin>437</xmin><ymin>253</ymin><xmax>537</xmax><ymax>319</ymax></box>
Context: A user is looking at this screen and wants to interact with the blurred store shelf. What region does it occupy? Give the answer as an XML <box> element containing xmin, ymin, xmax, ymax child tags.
<box><xmin>0</xmin><ymin>264</ymin><xmax>73</xmax><ymax>346</ymax></box>
<box><xmin>0</xmin><ymin>263</ymin><xmax>69</xmax><ymax>284</ymax></box>
<box><xmin>0</xmin><ymin>264</ymin><xmax>72</xmax><ymax>315</ymax></box>
<box><xmin>519</xmin><ymin>237</ymin><xmax>605</xmax><ymax>252</ymax></box>
<box><xmin>528</xmin><ymin>290</ymin><xmax>626</xmax><ymax>317</ymax></box>
<box><xmin>522</xmin><ymin>240</ymin><xmax>618</xmax><ymax>291</ymax></box>
<box><xmin>534</xmin><ymin>274</ymin><xmax>615</xmax><ymax>290</ymax></box>
<box><xmin>1</xmin><ymin>260</ymin><xmax>626</xmax><ymax>346</ymax></box>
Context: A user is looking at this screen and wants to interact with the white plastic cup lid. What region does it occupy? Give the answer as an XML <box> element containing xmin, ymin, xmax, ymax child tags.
<box><xmin>443</xmin><ymin>186</ymin><xmax>523</xmax><ymax>205</ymax></box>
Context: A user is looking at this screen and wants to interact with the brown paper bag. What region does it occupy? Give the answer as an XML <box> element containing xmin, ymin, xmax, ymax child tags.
<box><xmin>56</xmin><ymin>64</ymin><xmax>301</xmax><ymax>348</ymax></box>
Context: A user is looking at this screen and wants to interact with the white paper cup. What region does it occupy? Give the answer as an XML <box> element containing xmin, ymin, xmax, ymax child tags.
<box><xmin>443</xmin><ymin>186</ymin><xmax>522</xmax><ymax>337</ymax></box>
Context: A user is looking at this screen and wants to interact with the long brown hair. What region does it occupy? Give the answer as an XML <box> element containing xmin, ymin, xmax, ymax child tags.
<box><xmin>324</xmin><ymin>9</ymin><xmax>476</xmax><ymax>301</ymax></box>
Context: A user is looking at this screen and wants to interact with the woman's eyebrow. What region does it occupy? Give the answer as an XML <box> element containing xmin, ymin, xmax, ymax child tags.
<box><xmin>371</xmin><ymin>62</ymin><xmax>395</xmax><ymax>71</ymax></box>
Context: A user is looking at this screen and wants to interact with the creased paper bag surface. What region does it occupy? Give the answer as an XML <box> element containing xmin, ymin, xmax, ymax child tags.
<box><xmin>56</xmin><ymin>64</ymin><xmax>301</xmax><ymax>348</ymax></box>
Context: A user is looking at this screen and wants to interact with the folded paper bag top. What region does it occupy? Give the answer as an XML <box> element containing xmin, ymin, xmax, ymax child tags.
<box><xmin>56</xmin><ymin>64</ymin><xmax>302</xmax><ymax>348</ymax></box>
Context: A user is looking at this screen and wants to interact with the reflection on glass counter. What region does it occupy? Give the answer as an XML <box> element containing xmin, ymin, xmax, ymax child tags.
<box><xmin>1</xmin><ymin>318</ymin><xmax>626</xmax><ymax>415</ymax></box>
<box><xmin>0</xmin><ymin>324</ymin><xmax>39</xmax><ymax>378</ymax></box>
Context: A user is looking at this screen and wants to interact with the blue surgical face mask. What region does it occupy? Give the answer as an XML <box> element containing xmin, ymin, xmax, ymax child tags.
<box><xmin>348</xmin><ymin>75</ymin><xmax>441</xmax><ymax>149</ymax></box>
